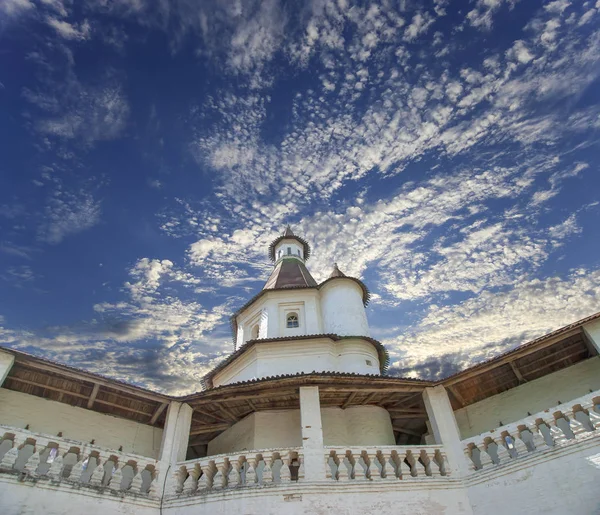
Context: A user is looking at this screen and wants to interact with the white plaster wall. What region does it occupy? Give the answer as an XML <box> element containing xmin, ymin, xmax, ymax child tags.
<box><xmin>212</xmin><ymin>338</ymin><xmax>380</xmax><ymax>387</ymax></box>
<box><xmin>236</xmin><ymin>291</ymin><xmax>323</xmax><ymax>345</ymax></box>
<box><xmin>0</xmin><ymin>351</ymin><xmax>14</xmax><ymax>385</ymax></box>
<box><xmin>467</xmin><ymin>441</ymin><xmax>600</xmax><ymax>515</ymax></box>
<box><xmin>164</xmin><ymin>486</ymin><xmax>474</xmax><ymax>515</ymax></box>
<box><xmin>0</xmin><ymin>480</ymin><xmax>158</xmax><ymax>515</ymax></box>
<box><xmin>254</xmin><ymin>410</ymin><xmax>301</xmax><ymax>450</ymax></box>
<box><xmin>207</xmin><ymin>413</ymin><xmax>255</xmax><ymax>456</ymax></box>
<box><xmin>455</xmin><ymin>357</ymin><xmax>600</xmax><ymax>439</ymax></box>
<box><xmin>0</xmin><ymin>388</ymin><xmax>163</xmax><ymax>458</ymax></box>
<box><xmin>274</xmin><ymin>239</ymin><xmax>305</xmax><ymax>261</ymax></box>
<box><xmin>322</xmin><ymin>406</ymin><xmax>395</xmax><ymax>446</ymax></box>
<box><xmin>320</xmin><ymin>280</ymin><xmax>370</xmax><ymax>337</ymax></box>
<box><xmin>207</xmin><ymin>410</ymin><xmax>301</xmax><ymax>455</ymax></box>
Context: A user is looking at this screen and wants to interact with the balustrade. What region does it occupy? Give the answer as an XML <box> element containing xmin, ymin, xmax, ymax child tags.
<box><xmin>0</xmin><ymin>424</ymin><xmax>158</xmax><ymax>496</ymax></box>
<box><xmin>463</xmin><ymin>390</ymin><xmax>600</xmax><ymax>473</ymax></box>
<box><xmin>325</xmin><ymin>446</ymin><xmax>449</xmax><ymax>481</ymax></box>
<box><xmin>173</xmin><ymin>449</ymin><xmax>303</xmax><ymax>495</ymax></box>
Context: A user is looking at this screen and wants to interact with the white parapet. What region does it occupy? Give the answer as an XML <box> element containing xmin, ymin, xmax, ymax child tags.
<box><xmin>0</xmin><ymin>423</ymin><xmax>160</xmax><ymax>497</ymax></box>
<box><xmin>462</xmin><ymin>388</ymin><xmax>600</xmax><ymax>473</ymax></box>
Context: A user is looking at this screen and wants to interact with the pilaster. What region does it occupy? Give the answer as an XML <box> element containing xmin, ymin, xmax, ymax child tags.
<box><xmin>299</xmin><ymin>386</ymin><xmax>326</xmax><ymax>481</ymax></box>
<box><xmin>159</xmin><ymin>402</ymin><xmax>193</xmax><ymax>464</ymax></box>
<box><xmin>423</xmin><ymin>385</ymin><xmax>471</xmax><ymax>478</ymax></box>
<box><xmin>583</xmin><ymin>318</ymin><xmax>600</xmax><ymax>354</ymax></box>
<box><xmin>0</xmin><ymin>350</ymin><xmax>15</xmax><ymax>387</ymax></box>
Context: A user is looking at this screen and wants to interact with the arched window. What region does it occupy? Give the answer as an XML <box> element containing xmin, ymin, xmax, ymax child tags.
<box><xmin>251</xmin><ymin>324</ymin><xmax>260</xmax><ymax>340</ymax></box>
<box><xmin>286</xmin><ymin>313</ymin><xmax>299</xmax><ymax>328</ymax></box>
<box><xmin>278</xmin><ymin>250</ymin><xmax>282</xmax><ymax>258</ymax></box>
<box><xmin>287</xmin><ymin>247</ymin><xmax>291</xmax><ymax>255</ymax></box>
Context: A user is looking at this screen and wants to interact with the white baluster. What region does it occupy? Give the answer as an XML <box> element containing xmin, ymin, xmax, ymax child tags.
<box><xmin>197</xmin><ymin>462</ymin><xmax>214</xmax><ymax>490</ymax></box>
<box><xmin>109</xmin><ymin>463</ymin><xmax>124</xmax><ymax>490</ymax></box>
<box><xmin>228</xmin><ymin>460</ymin><xmax>241</xmax><ymax>488</ymax></box>
<box><xmin>297</xmin><ymin>457</ymin><xmax>305</xmax><ymax>481</ymax></box>
<box><xmin>130</xmin><ymin>468</ymin><xmax>144</xmax><ymax>494</ymax></box>
<box><xmin>0</xmin><ymin>444</ymin><xmax>19</xmax><ymax>470</ymax></box>
<box><xmin>279</xmin><ymin>454</ymin><xmax>291</xmax><ymax>483</ymax></box>
<box><xmin>261</xmin><ymin>455</ymin><xmax>273</xmax><ymax>485</ymax></box>
<box><xmin>24</xmin><ymin>450</ymin><xmax>41</xmax><ymax>476</ymax></box>
<box><xmin>588</xmin><ymin>410</ymin><xmax>600</xmax><ymax>430</ymax></box>
<box><xmin>367</xmin><ymin>453</ymin><xmax>382</xmax><ymax>480</ymax></box>
<box><xmin>245</xmin><ymin>457</ymin><xmax>257</xmax><ymax>486</ymax></box>
<box><xmin>337</xmin><ymin>454</ymin><xmax>350</xmax><ymax>481</ymax></box>
<box><xmin>69</xmin><ymin>458</ymin><xmax>87</xmax><ymax>484</ymax></box>
<box><xmin>90</xmin><ymin>463</ymin><xmax>105</xmax><ymax>486</ymax></box>
<box><xmin>399</xmin><ymin>452</ymin><xmax>412</xmax><ymax>479</ymax></box>
<box><xmin>381</xmin><ymin>452</ymin><xmax>398</xmax><ymax>480</ymax></box>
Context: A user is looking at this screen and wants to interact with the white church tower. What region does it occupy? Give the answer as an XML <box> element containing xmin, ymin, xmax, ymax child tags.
<box><xmin>205</xmin><ymin>225</ymin><xmax>385</xmax><ymax>388</ymax></box>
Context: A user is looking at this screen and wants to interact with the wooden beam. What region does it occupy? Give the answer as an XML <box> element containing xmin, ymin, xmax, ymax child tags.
<box><xmin>387</xmin><ymin>408</ymin><xmax>427</xmax><ymax>415</ymax></box>
<box><xmin>341</xmin><ymin>392</ymin><xmax>357</xmax><ymax>409</ymax></box>
<box><xmin>361</xmin><ymin>392</ymin><xmax>379</xmax><ymax>405</ymax></box>
<box><xmin>247</xmin><ymin>399</ymin><xmax>257</xmax><ymax>411</ymax></box>
<box><xmin>6</xmin><ymin>377</ymin><xmax>89</xmax><ymax>399</ymax></box>
<box><xmin>188</xmin><ymin>436</ymin><xmax>212</xmax><ymax>447</ymax></box>
<box><xmin>392</xmin><ymin>426</ymin><xmax>423</xmax><ymax>437</ymax></box>
<box><xmin>149</xmin><ymin>403</ymin><xmax>168</xmax><ymax>425</ymax></box>
<box><xmin>93</xmin><ymin>399</ymin><xmax>153</xmax><ymax>416</ymax></box>
<box><xmin>87</xmin><ymin>383</ymin><xmax>100</xmax><ymax>409</ymax></box>
<box><xmin>443</xmin><ymin>328</ymin><xmax>582</xmax><ymax>386</ymax></box>
<box><xmin>517</xmin><ymin>346</ymin><xmax>588</xmax><ymax>372</ymax></box>
<box><xmin>189</xmin><ymin>423</ymin><xmax>231</xmax><ymax>436</ymax></box>
<box><xmin>13</xmin><ymin>358</ymin><xmax>169</xmax><ymax>402</ymax></box>
<box><xmin>509</xmin><ymin>362</ymin><xmax>527</xmax><ymax>384</ymax></box>
<box><xmin>218</xmin><ymin>404</ymin><xmax>238</xmax><ymax>422</ymax></box>
<box><xmin>190</xmin><ymin>389</ymin><xmax>298</xmax><ymax>405</ymax></box>
<box><xmin>519</xmin><ymin>348</ymin><xmax>588</xmax><ymax>375</ymax></box>
<box><xmin>193</xmin><ymin>406</ymin><xmax>230</xmax><ymax>424</ymax></box>
<box><xmin>447</xmin><ymin>385</ymin><xmax>466</xmax><ymax>408</ymax></box>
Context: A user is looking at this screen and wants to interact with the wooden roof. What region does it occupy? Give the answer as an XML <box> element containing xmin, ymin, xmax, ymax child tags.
<box><xmin>0</xmin><ymin>312</ymin><xmax>598</xmax><ymax>441</ymax></box>
<box><xmin>1</xmin><ymin>348</ymin><xmax>170</xmax><ymax>428</ymax></box>
<box><xmin>178</xmin><ymin>373</ymin><xmax>432</xmax><ymax>451</ymax></box>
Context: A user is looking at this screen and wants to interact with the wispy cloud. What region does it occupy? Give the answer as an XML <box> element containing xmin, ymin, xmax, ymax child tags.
<box><xmin>37</xmin><ymin>188</ymin><xmax>101</xmax><ymax>244</ymax></box>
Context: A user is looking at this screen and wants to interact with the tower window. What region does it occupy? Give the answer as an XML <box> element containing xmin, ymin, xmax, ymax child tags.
<box><xmin>251</xmin><ymin>324</ymin><xmax>260</xmax><ymax>340</ymax></box>
<box><xmin>286</xmin><ymin>313</ymin><xmax>299</xmax><ymax>328</ymax></box>
<box><xmin>287</xmin><ymin>247</ymin><xmax>291</xmax><ymax>255</ymax></box>
<box><xmin>297</xmin><ymin>249</ymin><xmax>300</xmax><ymax>255</ymax></box>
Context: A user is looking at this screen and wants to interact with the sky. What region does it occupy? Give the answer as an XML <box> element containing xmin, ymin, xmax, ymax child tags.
<box><xmin>0</xmin><ymin>0</ymin><xmax>599</xmax><ymax>395</ymax></box>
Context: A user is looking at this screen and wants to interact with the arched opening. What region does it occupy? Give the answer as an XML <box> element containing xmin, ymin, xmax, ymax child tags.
<box><xmin>251</xmin><ymin>324</ymin><xmax>260</xmax><ymax>340</ymax></box>
<box><xmin>286</xmin><ymin>313</ymin><xmax>299</xmax><ymax>328</ymax></box>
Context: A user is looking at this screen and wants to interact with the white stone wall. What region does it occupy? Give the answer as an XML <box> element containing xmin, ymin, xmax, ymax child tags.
<box><xmin>212</xmin><ymin>338</ymin><xmax>380</xmax><ymax>387</ymax></box>
<box><xmin>467</xmin><ymin>440</ymin><xmax>600</xmax><ymax>515</ymax></box>
<box><xmin>207</xmin><ymin>405</ymin><xmax>393</xmax><ymax>456</ymax></box>
<box><xmin>235</xmin><ymin>290</ymin><xmax>323</xmax><ymax>347</ymax></box>
<box><xmin>322</xmin><ymin>406</ymin><xmax>395</xmax><ymax>446</ymax></box>
<box><xmin>320</xmin><ymin>279</ymin><xmax>370</xmax><ymax>337</ymax></box>
<box><xmin>274</xmin><ymin>239</ymin><xmax>305</xmax><ymax>261</ymax></box>
<box><xmin>0</xmin><ymin>388</ymin><xmax>163</xmax><ymax>458</ymax></box>
<box><xmin>207</xmin><ymin>413</ymin><xmax>256</xmax><ymax>456</ymax></box>
<box><xmin>0</xmin><ymin>481</ymin><xmax>158</xmax><ymax>515</ymax></box>
<box><xmin>455</xmin><ymin>357</ymin><xmax>600</xmax><ymax>439</ymax></box>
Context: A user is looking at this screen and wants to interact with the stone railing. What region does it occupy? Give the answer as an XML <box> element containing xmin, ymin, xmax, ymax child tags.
<box><xmin>172</xmin><ymin>448</ymin><xmax>304</xmax><ymax>496</ymax></box>
<box><xmin>325</xmin><ymin>445</ymin><xmax>449</xmax><ymax>481</ymax></box>
<box><xmin>0</xmin><ymin>424</ymin><xmax>159</xmax><ymax>497</ymax></box>
<box><xmin>462</xmin><ymin>391</ymin><xmax>600</xmax><ymax>472</ymax></box>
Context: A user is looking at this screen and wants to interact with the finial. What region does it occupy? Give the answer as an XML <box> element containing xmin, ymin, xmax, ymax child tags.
<box><xmin>329</xmin><ymin>263</ymin><xmax>346</xmax><ymax>278</ymax></box>
<box><xmin>283</xmin><ymin>224</ymin><xmax>294</xmax><ymax>237</ymax></box>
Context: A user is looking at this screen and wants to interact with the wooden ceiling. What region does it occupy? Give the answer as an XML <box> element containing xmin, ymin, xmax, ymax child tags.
<box><xmin>181</xmin><ymin>375</ymin><xmax>431</xmax><ymax>454</ymax></box>
<box><xmin>2</xmin><ymin>354</ymin><xmax>170</xmax><ymax>428</ymax></box>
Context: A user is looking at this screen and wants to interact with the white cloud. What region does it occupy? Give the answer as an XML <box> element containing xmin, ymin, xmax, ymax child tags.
<box><xmin>386</xmin><ymin>268</ymin><xmax>600</xmax><ymax>379</ymax></box>
<box><xmin>37</xmin><ymin>188</ymin><xmax>101</xmax><ymax>244</ymax></box>
<box><xmin>46</xmin><ymin>17</ymin><xmax>91</xmax><ymax>40</ymax></box>
<box><xmin>0</xmin><ymin>0</ymin><xmax>35</xmax><ymax>17</ymax></box>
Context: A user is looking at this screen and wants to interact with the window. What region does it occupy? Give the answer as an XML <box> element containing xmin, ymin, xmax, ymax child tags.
<box><xmin>297</xmin><ymin>249</ymin><xmax>300</xmax><ymax>255</ymax></box>
<box><xmin>278</xmin><ymin>250</ymin><xmax>282</xmax><ymax>258</ymax></box>
<box><xmin>286</xmin><ymin>313</ymin><xmax>299</xmax><ymax>328</ymax></box>
<box><xmin>287</xmin><ymin>247</ymin><xmax>291</xmax><ymax>255</ymax></box>
<box><xmin>251</xmin><ymin>324</ymin><xmax>260</xmax><ymax>340</ymax></box>
<box><xmin>365</xmin><ymin>360</ymin><xmax>372</xmax><ymax>366</ymax></box>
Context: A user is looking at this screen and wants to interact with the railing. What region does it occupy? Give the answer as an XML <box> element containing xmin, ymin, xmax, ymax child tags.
<box><xmin>462</xmin><ymin>391</ymin><xmax>600</xmax><ymax>472</ymax></box>
<box><xmin>172</xmin><ymin>448</ymin><xmax>304</xmax><ymax>495</ymax></box>
<box><xmin>0</xmin><ymin>424</ymin><xmax>159</xmax><ymax>497</ymax></box>
<box><xmin>325</xmin><ymin>445</ymin><xmax>449</xmax><ymax>481</ymax></box>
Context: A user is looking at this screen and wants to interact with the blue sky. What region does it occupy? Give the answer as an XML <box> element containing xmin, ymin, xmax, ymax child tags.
<box><xmin>1</xmin><ymin>0</ymin><xmax>599</xmax><ymax>394</ymax></box>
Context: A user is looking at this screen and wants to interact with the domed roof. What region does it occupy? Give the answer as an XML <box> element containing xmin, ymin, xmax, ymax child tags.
<box><xmin>268</xmin><ymin>225</ymin><xmax>311</xmax><ymax>262</ymax></box>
